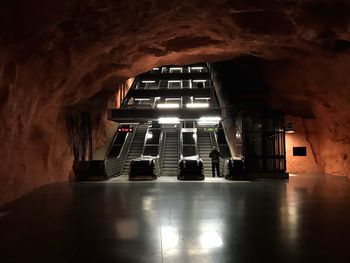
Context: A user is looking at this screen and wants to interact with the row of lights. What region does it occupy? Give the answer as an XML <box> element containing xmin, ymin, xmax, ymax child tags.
<box><xmin>152</xmin><ymin>66</ymin><xmax>204</xmax><ymax>71</ymax></box>
<box><xmin>158</xmin><ymin>116</ymin><xmax>221</xmax><ymax>125</ymax></box>
<box><xmin>156</xmin><ymin>103</ymin><xmax>209</xmax><ymax>109</ymax></box>
<box><xmin>141</xmin><ymin>80</ymin><xmax>207</xmax><ymax>84</ymax></box>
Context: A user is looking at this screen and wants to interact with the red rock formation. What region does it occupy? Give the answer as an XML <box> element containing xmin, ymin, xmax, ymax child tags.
<box><xmin>0</xmin><ymin>0</ymin><xmax>350</xmax><ymax>205</ymax></box>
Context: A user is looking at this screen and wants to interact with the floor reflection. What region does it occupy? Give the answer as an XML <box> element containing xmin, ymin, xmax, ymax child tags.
<box><xmin>1</xmin><ymin>174</ymin><xmax>350</xmax><ymax>262</ymax></box>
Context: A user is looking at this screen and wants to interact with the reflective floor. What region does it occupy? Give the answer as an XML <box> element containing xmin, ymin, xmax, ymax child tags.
<box><xmin>1</xmin><ymin>174</ymin><xmax>350</xmax><ymax>262</ymax></box>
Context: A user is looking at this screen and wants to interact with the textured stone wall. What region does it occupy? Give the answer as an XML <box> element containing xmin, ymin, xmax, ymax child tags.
<box><xmin>1</xmin><ymin>0</ymin><xmax>350</xmax><ymax>205</ymax></box>
<box><xmin>266</xmin><ymin>56</ymin><xmax>350</xmax><ymax>177</ymax></box>
<box><xmin>285</xmin><ymin>116</ymin><xmax>323</xmax><ymax>174</ymax></box>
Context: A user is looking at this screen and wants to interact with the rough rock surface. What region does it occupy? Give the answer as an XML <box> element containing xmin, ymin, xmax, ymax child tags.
<box><xmin>0</xmin><ymin>0</ymin><xmax>350</xmax><ymax>205</ymax></box>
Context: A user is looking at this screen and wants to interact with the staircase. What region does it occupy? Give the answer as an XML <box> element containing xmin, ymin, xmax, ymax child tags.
<box><xmin>161</xmin><ymin>131</ymin><xmax>179</xmax><ymax>176</ymax></box>
<box><xmin>197</xmin><ymin>131</ymin><xmax>213</xmax><ymax>177</ymax></box>
<box><xmin>120</xmin><ymin>125</ymin><xmax>148</xmax><ymax>176</ymax></box>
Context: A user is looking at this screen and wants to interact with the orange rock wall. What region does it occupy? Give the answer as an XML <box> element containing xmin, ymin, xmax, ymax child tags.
<box><xmin>285</xmin><ymin>116</ymin><xmax>324</xmax><ymax>174</ymax></box>
<box><xmin>266</xmin><ymin>56</ymin><xmax>350</xmax><ymax>178</ymax></box>
<box><xmin>1</xmin><ymin>0</ymin><xmax>350</xmax><ymax>206</ymax></box>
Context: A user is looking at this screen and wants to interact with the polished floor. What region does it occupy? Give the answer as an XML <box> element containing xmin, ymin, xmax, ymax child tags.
<box><xmin>1</xmin><ymin>174</ymin><xmax>350</xmax><ymax>262</ymax></box>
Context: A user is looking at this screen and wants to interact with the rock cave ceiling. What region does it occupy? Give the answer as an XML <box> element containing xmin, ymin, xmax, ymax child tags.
<box><xmin>1</xmin><ymin>0</ymin><xmax>350</xmax><ymax>79</ymax></box>
<box><xmin>0</xmin><ymin>0</ymin><xmax>350</xmax><ymax>205</ymax></box>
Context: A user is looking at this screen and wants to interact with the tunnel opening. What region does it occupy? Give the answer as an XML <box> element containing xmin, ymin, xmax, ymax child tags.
<box><xmin>73</xmin><ymin>60</ymin><xmax>293</xmax><ymax>181</ymax></box>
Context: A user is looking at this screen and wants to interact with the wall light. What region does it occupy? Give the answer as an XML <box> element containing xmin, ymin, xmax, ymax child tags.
<box><xmin>286</xmin><ymin>130</ymin><xmax>296</xmax><ymax>134</ymax></box>
<box><xmin>286</xmin><ymin>121</ymin><xmax>295</xmax><ymax>133</ymax></box>
<box><xmin>157</xmin><ymin>103</ymin><xmax>180</xmax><ymax>109</ymax></box>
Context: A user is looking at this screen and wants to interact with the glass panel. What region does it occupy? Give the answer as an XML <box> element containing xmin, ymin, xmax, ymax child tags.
<box><xmin>183</xmin><ymin>146</ymin><xmax>196</xmax><ymax>157</ymax></box>
<box><xmin>183</xmin><ymin>132</ymin><xmax>195</xmax><ymax>145</ymax></box>
<box><xmin>109</xmin><ymin>145</ymin><xmax>122</xmax><ymax>157</ymax></box>
<box><xmin>218</xmin><ymin>145</ymin><xmax>231</xmax><ymax>158</ymax></box>
<box><xmin>146</xmin><ymin>130</ymin><xmax>160</xmax><ymax>144</ymax></box>
<box><xmin>143</xmin><ymin>145</ymin><xmax>159</xmax><ymax>156</ymax></box>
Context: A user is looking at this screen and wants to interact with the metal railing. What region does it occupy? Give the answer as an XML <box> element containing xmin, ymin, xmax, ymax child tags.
<box><xmin>104</xmin><ymin>125</ymin><xmax>137</xmax><ymax>177</ymax></box>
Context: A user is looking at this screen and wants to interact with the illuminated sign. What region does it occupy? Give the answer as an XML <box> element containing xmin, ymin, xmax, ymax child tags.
<box><xmin>118</xmin><ymin>127</ymin><xmax>134</xmax><ymax>133</ymax></box>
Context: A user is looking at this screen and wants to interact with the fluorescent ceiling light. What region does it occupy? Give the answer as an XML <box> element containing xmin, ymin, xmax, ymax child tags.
<box><xmin>170</xmin><ymin>67</ymin><xmax>182</xmax><ymax>70</ymax></box>
<box><xmin>199</xmin><ymin>116</ymin><xmax>221</xmax><ymax>121</ymax></box>
<box><xmin>142</xmin><ymin>80</ymin><xmax>156</xmax><ymax>83</ymax></box>
<box><xmin>157</xmin><ymin>103</ymin><xmax>180</xmax><ymax>109</ymax></box>
<box><xmin>186</xmin><ymin>103</ymin><xmax>209</xmax><ymax>108</ymax></box>
<box><xmin>191</xmin><ymin>67</ymin><xmax>204</xmax><ymax>70</ymax></box>
<box><xmin>134</xmin><ymin>98</ymin><xmax>150</xmax><ymax>101</ymax></box>
<box><xmin>198</xmin><ymin>122</ymin><xmax>219</xmax><ymax>126</ymax></box>
<box><xmin>198</xmin><ymin>116</ymin><xmax>221</xmax><ymax>125</ymax></box>
<box><xmin>194</xmin><ymin>97</ymin><xmax>211</xmax><ymax>100</ymax></box>
<box><xmin>168</xmin><ymin>80</ymin><xmax>182</xmax><ymax>83</ymax></box>
<box><xmin>153</xmin><ymin>67</ymin><xmax>159</xmax><ymax>70</ymax></box>
<box><xmin>193</xmin><ymin>80</ymin><xmax>207</xmax><ymax>83</ymax></box>
<box><xmin>158</xmin><ymin>117</ymin><xmax>180</xmax><ymax>124</ymax></box>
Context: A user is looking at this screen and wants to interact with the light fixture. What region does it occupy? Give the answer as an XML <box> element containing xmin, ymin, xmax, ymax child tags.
<box><xmin>186</xmin><ymin>103</ymin><xmax>209</xmax><ymax>108</ymax></box>
<box><xmin>152</xmin><ymin>67</ymin><xmax>159</xmax><ymax>70</ymax></box>
<box><xmin>286</xmin><ymin>121</ymin><xmax>295</xmax><ymax>133</ymax></box>
<box><xmin>134</xmin><ymin>98</ymin><xmax>150</xmax><ymax>101</ymax></box>
<box><xmin>194</xmin><ymin>97</ymin><xmax>211</xmax><ymax>100</ymax></box>
<box><xmin>200</xmin><ymin>116</ymin><xmax>221</xmax><ymax>121</ymax></box>
<box><xmin>170</xmin><ymin>67</ymin><xmax>182</xmax><ymax>71</ymax></box>
<box><xmin>193</xmin><ymin>80</ymin><xmax>207</xmax><ymax>83</ymax></box>
<box><xmin>142</xmin><ymin>80</ymin><xmax>156</xmax><ymax>84</ymax></box>
<box><xmin>198</xmin><ymin>116</ymin><xmax>221</xmax><ymax>125</ymax></box>
<box><xmin>157</xmin><ymin>103</ymin><xmax>180</xmax><ymax>109</ymax></box>
<box><xmin>146</xmin><ymin>133</ymin><xmax>153</xmax><ymax>139</ymax></box>
<box><xmin>191</xmin><ymin>67</ymin><xmax>204</xmax><ymax>70</ymax></box>
<box><xmin>158</xmin><ymin>117</ymin><xmax>180</xmax><ymax>124</ymax></box>
<box><xmin>168</xmin><ymin>80</ymin><xmax>182</xmax><ymax>83</ymax></box>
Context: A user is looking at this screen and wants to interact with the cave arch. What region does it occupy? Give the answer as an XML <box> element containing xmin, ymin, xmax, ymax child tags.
<box><xmin>0</xmin><ymin>0</ymin><xmax>350</xmax><ymax>205</ymax></box>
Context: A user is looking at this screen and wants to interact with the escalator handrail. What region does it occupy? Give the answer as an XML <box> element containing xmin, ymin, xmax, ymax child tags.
<box><xmin>159</xmin><ymin>131</ymin><xmax>167</xmax><ymax>174</ymax></box>
<box><xmin>104</xmin><ymin>125</ymin><xmax>120</xmax><ymax>160</ymax></box>
<box><xmin>116</xmin><ymin>124</ymin><xmax>137</xmax><ymax>159</ymax></box>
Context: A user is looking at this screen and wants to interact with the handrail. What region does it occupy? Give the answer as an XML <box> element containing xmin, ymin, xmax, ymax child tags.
<box><xmin>210</xmin><ymin>130</ymin><xmax>220</xmax><ymax>150</ymax></box>
<box><xmin>179</xmin><ymin>125</ymin><xmax>183</xmax><ymax>159</ymax></box>
<box><xmin>141</xmin><ymin>125</ymin><xmax>150</xmax><ymax>157</ymax></box>
<box><xmin>104</xmin><ymin>124</ymin><xmax>137</xmax><ymax>177</ymax></box>
<box><xmin>120</xmin><ymin>76</ymin><xmax>140</xmax><ymax>109</ymax></box>
<box><xmin>159</xmin><ymin>131</ymin><xmax>166</xmax><ymax>174</ymax></box>
<box><xmin>118</xmin><ymin>124</ymin><xmax>138</xmax><ymax>174</ymax></box>
<box><xmin>104</xmin><ymin>125</ymin><xmax>120</xmax><ymax>160</ymax></box>
<box><xmin>194</xmin><ymin>122</ymin><xmax>200</xmax><ymax>158</ymax></box>
<box><xmin>117</xmin><ymin>128</ymin><xmax>133</xmax><ymax>159</ymax></box>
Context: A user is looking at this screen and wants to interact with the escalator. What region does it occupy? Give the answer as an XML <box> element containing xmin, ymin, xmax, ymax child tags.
<box><xmin>197</xmin><ymin>130</ymin><xmax>214</xmax><ymax>177</ymax></box>
<box><xmin>120</xmin><ymin>124</ymin><xmax>148</xmax><ymax>176</ymax></box>
<box><xmin>104</xmin><ymin>130</ymin><xmax>130</xmax><ymax>178</ymax></box>
<box><xmin>161</xmin><ymin>130</ymin><xmax>179</xmax><ymax>176</ymax></box>
<box><xmin>215</xmin><ymin>126</ymin><xmax>232</xmax><ymax>176</ymax></box>
<box><xmin>178</xmin><ymin>126</ymin><xmax>204</xmax><ymax>180</ymax></box>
